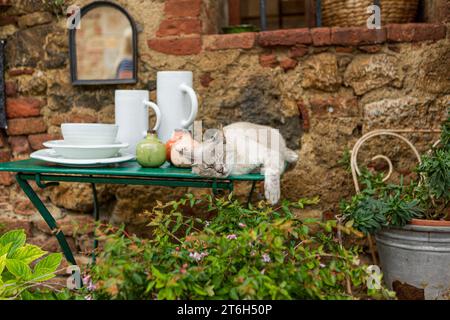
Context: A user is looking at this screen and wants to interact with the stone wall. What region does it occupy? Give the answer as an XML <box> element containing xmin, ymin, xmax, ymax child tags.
<box><xmin>0</xmin><ymin>0</ymin><xmax>449</xmax><ymax>258</ymax></box>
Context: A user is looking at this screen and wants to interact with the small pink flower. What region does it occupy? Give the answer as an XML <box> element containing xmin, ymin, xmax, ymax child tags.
<box><xmin>261</xmin><ymin>253</ymin><xmax>271</xmax><ymax>263</ymax></box>
<box><xmin>226</xmin><ymin>234</ymin><xmax>237</xmax><ymax>240</ymax></box>
<box><xmin>189</xmin><ymin>251</ymin><xmax>208</xmax><ymax>261</ymax></box>
<box><xmin>82</xmin><ymin>275</ymin><xmax>91</xmax><ymax>286</ymax></box>
<box><xmin>238</xmin><ymin>223</ymin><xmax>247</xmax><ymax>228</ymax></box>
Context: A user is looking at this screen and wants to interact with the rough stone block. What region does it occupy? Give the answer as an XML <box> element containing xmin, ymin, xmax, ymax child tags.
<box><xmin>344</xmin><ymin>54</ymin><xmax>403</xmax><ymax>95</ymax></box>
<box><xmin>17</xmin><ymin>11</ymin><xmax>52</xmax><ymax>28</ymax></box>
<box><xmin>301</xmin><ymin>53</ymin><xmax>341</xmax><ymax>92</ymax></box>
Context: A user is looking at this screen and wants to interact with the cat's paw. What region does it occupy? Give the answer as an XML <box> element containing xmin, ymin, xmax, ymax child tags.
<box><xmin>264</xmin><ymin>168</ymin><xmax>280</xmax><ymax>205</ymax></box>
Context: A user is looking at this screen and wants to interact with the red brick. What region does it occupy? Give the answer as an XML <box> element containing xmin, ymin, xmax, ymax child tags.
<box><xmin>28</xmin><ymin>133</ymin><xmax>59</xmax><ymax>150</ymax></box>
<box><xmin>5</xmin><ymin>81</ymin><xmax>17</xmax><ymax>97</ymax></box>
<box><xmin>309</xmin><ymin>96</ymin><xmax>359</xmax><ymax>118</ymax></box>
<box><xmin>156</xmin><ymin>18</ymin><xmax>202</xmax><ymax>37</ymax></box>
<box><xmin>331</xmin><ymin>27</ymin><xmax>386</xmax><ymax>46</ymax></box>
<box><xmin>289</xmin><ymin>45</ymin><xmax>309</xmax><ymax>58</ymax></box>
<box><xmin>200</xmin><ymin>72</ymin><xmax>213</xmax><ymax>87</ymax></box>
<box><xmin>311</xmin><ymin>28</ymin><xmax>331</xmax><ymax>46</ymax></box>
<box><xmin>0</xmin><ymin>131</ymin><xmax>6</xmax><ymax>147</ymax></box>
<box><xmin>0</xmin><ymin>217</ymin><xmax>32</xmax><ymax>236</ymax></box>
<box><xmin>280</xmin><ymin>58</ymin><xmax>298</xmax><ymax>72</ymax></box>
<box><xmin>8</xmin><ymin>68</ymin><xmax>34</xmax><ymax>76</ymax></box>
<box><xmin>358</xmin><ymin>45</ymin><xmax>382</xmax><ymax>53</ymax></box>
<box><xmin>148</xmin><ymin>36</ymin><xmax>202</xmax><ymax>55</ymax></box>
<box><xmin>259</xmin><ymin>54</ymin><xmax>278</xmax><ymax>68</ymax></box>
<box><xmin>6</xmin><ymin>117</ymin><xmax>47</xmax><ymax>136</ymax></box>
<box><xmin>0</xmin><ymin>15</ymin><xmax>16</xmax><ymax>26</ymax></box>
<box><xmin>13</xmin><ymin>199</ymin><xmax>35</xmax><ymax>216</ymax></box>
<box><xmin>335</xmin><ymin>46</ymin><xmax>354</xmax><ymax>53</ymax></box>
<box><xmin>258</xmin><ymin>28</ymin><xmax>312</xmax><ymax>47</ymax></box>
<box><xmin>35</xmin><ymin>214</ymin><xmax>94</xmax><ymax>237</ymax></box>
<box><xmin>387</xmin><ymin>23</ymin><xmax>447</xmax><ymax>43</ymax></box>
<box><xmin>165</xmin><ymin>0</ymin><xmax>202</xmax><ymax>18</ymax></box>
<box><xmin>6</xmin><ymin>97</ymin><xmax>42</xmax><ymax>118</ymax></box>
<box><xmin>29</xmin><ymin>236</ymin><xmax>77</xmax><ymax>253</ymax></box>
<box><xmin>204</xmin><ymin>33</ymin><xmax>256</xmax><ymax>50</ymax></box>
<box><xmin>0</xmin><ymin>172</ymin><xmax>14</xmax><ymax>186</ymax></box>
<box><xmin>0</xmin><ymin>150</ymin><xmax>10</xmax><ymax>162</ymax></box>
<box><xmin>297</xmin><ymin>100</ymin><xmax>310</xmax><ymax>132</ymax></box>
<box><xmin>49</xmin><ymin>112</ymin><xmax>97</xmax><ymax>126</ymax></box>
<box><xmin>8</xmin><ymin>136</ymin><xmax>30</xmax><ymax>156</ymax></box>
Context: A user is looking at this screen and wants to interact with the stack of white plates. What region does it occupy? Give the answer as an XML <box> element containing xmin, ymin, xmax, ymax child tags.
<box><xmin>31</xmin><ymin>124</ymin><xmax>134</xmax><ymax>167</ymax></box>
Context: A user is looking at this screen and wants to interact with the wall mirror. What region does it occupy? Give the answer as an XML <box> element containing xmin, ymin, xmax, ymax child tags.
<box><xmin>69</xmin><ymin>1</ymin><xmax>138</xmax><ymax>85</ymax></box>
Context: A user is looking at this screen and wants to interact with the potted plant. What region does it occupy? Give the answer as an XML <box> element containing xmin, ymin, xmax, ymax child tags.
<box><xmin>342</xmin><ymin>114</ymin><xmax>450</xmax><ymax>300</ymax></box>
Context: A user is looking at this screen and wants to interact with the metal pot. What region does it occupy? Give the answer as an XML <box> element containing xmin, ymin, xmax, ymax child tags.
<box><xmin>376</xmin><ymin>220</ymin><xmax>450</xmax><ymax>300</ymax></box>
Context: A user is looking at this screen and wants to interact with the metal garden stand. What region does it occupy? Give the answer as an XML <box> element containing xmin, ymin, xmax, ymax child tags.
<box><xmin>0</xmin><ymin>159</ymin><xmax>264</xmax><ymax>266</ymax></box>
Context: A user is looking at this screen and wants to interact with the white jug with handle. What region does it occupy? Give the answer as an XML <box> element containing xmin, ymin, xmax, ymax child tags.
<box><xmin>155</xmin><ymin>71</ymin><xmax>198</xmax><ymax>142</ymax></box>
<box><xmin>115</xmin><ymin>90</ymin><xmax>161</xmax><ymax>155</ymax></box>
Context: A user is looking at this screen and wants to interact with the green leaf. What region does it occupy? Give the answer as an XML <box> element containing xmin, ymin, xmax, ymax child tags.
<box><xmin>192</xmin><ymin>284</ymin><xmax>208</xmax><ymax>296</ymax></box>
<box><xmin>0</xmin><ymin>230</ymin><xmax>26</xmax><ymax>256</ymax></box>
<box><xmin>0</xmin><ymin>254</ymin><xmax>6</xmax><ymax>275</ymax></box>
<box><xmin>0</xmin><ymin>243</ymin><xmax>12</xmax><ymax>257</ymax></box>
<box><xmin>34</xmin><ymin>253</ymin><xmax>62</xmax><ymax>275</ymax></box>
<box><xmin>5</xmin><ymin>259</ymin><xmax>32</xmax><ymax>280</ymax></box>
<box><xmin>11</xmin><ymin>245</ymin><xmax>46</xmax><ymax>264</ymax></box>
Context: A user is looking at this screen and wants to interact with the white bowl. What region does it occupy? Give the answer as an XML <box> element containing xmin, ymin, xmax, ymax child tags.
<box><xmin>61</xmin><ymin>123</ymin><xmax>118</xmax><ymax>145</ymax></box>
<box><xmin>43</xmin><ymin>140</ymin><xmax>128</xmax><ymax>159</ymax></box>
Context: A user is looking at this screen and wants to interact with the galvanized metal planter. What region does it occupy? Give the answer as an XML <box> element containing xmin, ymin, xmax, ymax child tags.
<box><xmin>376</xmin><ymin>223</ymin><xmax>450</xmax><ymax>300</ymax></box>
<box><xmin>350</xmin><ymin>129</ymin><xmax>447</xmax><ymax>300</ymax></box>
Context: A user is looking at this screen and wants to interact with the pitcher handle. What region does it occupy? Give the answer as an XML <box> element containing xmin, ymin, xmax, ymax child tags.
<box><xmin>180</xmin><ymin>83</ymin><xmax>198</xmax><ymax>128</ymax></box>
<box><xmin>143</xmin><ymin>100</ymin><xmax>161</xmax><ymax>134</ymax></box>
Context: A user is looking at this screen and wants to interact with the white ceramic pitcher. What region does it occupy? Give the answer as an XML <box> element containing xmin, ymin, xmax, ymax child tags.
<box><xmin>115</xmin><ymin>90</ymin><xmax>161</xmax><ymax>155</ymax></box>
<box><xmin>155</xmin><ymin>71</ymin><xmax>198</xmax><ymax>142</ymax></box>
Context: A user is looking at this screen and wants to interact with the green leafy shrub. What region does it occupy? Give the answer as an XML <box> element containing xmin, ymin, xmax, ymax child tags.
<box><xmin>341</xmin><ymin>112</ymin><xmax>450</xmax><ymax>231</ymax></box>
<box><xmin>85</xmin><ymin>194</ymin><xmax>394</xmax><ymax>300</ymax></box>
<box><xmin>415</xmin><ymin>114</ymin><xmax>450</xmax><ymax>219</ymax></box>
<box><xmin>341</xmin><ymin>170</ymin><xmax>423</xmax><ymax>235</ymax></box>
<box><xmin>0</xmin><ymin>229</ymin><xmax>64</xmax><ymax>300</ymax></box>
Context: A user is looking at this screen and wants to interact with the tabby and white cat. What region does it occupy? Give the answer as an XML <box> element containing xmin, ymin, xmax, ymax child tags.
<box><xmin>172</xmin><ymin>122</ymin><xmax>299</xmax><ymax>204</ymax></box>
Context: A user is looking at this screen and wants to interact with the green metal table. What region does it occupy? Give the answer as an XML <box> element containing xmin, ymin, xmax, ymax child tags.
<box><xmin>0</xmin><ymin>159</ymin><xmax>264</xmax><ymax>265</ymax></box>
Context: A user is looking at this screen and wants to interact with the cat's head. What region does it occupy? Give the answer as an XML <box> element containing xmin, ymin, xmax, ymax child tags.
<box><xmin>191</xmin><ymin>129</ymin><xmax>230</xmax><ymax>177</ymax></box>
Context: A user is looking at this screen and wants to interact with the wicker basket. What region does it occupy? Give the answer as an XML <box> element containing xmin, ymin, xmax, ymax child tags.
<box><xmin>321</xmin><ymin>0</ymin><xmax>420</xmax><ymax>27</ymax></box>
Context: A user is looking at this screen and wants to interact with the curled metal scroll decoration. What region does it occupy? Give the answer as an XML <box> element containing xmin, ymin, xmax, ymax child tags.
<box><xmin>350</xmin><ymin>129</ymin><xmax>441</xmax><ymax>194</ymax></box>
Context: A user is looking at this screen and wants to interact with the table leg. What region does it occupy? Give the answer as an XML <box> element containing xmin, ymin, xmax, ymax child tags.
<box><xmin>15</xmin><ymin>174</ymin><xmax>77</xmax><ymax>265</ymax></box>
<box><xmin>90</xmin><ymin>182</ymin><xmax>99</xmax><ymax>264</ymax></box>
<box><xmin>246</xmin><ymin>181</ymin><xmax>257</xmax><ymax>208</ymax></box>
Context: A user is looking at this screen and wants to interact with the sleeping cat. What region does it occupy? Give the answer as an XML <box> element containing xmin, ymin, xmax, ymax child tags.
<box><xmin>172</xmin><ymin>122</ymin><xmax>299</xmax><ymax>204</ymax></box>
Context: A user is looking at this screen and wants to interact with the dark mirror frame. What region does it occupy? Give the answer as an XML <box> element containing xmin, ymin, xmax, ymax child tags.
<box><xmin>69</xmin><ymin>1</ymin><xmax>138</xmax><ymax>86</ymax></box>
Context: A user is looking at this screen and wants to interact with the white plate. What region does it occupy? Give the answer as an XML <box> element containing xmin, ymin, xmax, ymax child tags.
<box><xmin>30</xmin><ymin>149</ymin><xmax>135</xmax><ymax>167</ymax></box>
<box><xmin>43</xmin><ymin>140</ymin><xmax>128</xmax><ymax>159</ymax></box>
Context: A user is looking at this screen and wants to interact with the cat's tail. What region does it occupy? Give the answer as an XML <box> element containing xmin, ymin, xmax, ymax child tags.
<box><xmin>284</xmin><ymin>148</ymin><xmax>299</xmax><ymax>163</ymax></box>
